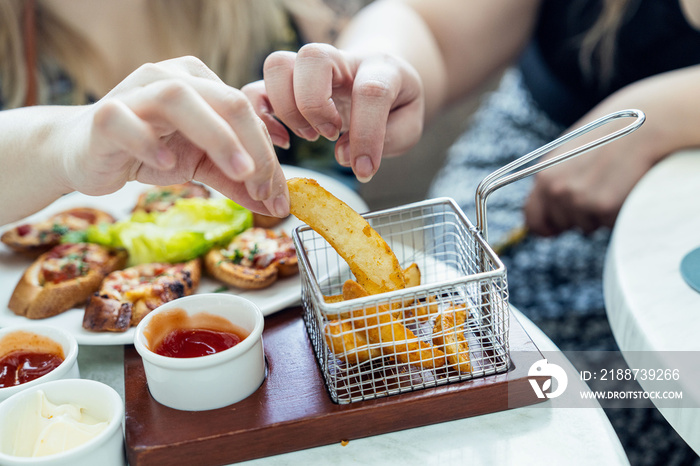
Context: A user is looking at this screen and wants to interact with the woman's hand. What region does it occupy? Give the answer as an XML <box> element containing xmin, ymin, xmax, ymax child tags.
<box><xmin>243</xmin><ymin>43</ymin><xmax>425</xmax><ymax>182</ymax></box>
<box><xmin>65</xmin><ymin>56</ymin><xmax>289</xmax><ymax>218</ymax></box>
<box><xmin>523</xmin><ymin>123</ymin><xmax>655</xmax><ymax>236</ymax></box>
<box><xmin>524</xmin><ymin>66</ymin><xmax>700</xmax><ymax>236</ymax></box>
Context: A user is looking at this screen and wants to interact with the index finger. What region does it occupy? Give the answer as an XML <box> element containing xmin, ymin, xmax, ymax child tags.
<box><xmin>198</xmin><ymin>83</ymin><xmax>290</xmax><ymax>217</ymax></box>
<box><xmin>126</xmin><ymin>77</ymin><xmax>289</xmax><ymax>217</ymax></box>
<box><xmin>346</xmin><ymin>59</ymin><xmax>402</xmax><ymax>182</ymax></box>
<box><xmin>264</xmin><ymin>45</ymin><xmax>346</xmax><ymax>141</ymax></box>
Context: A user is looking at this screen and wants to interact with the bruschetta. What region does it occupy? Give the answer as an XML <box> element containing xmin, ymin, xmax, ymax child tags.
<box><xmin>8</xmin><ymin>243</ymin><xmax>128</xmax><ymax>319</ymax></box>
<box><xmin>1</xmin><ymin>207</ymin><xmax>115</xmax><ymax>255</ymax></box>
<box><xmin>133</xmin><ymin>181</ymin><xmax>211</xmax><ymax>213</ymax></box>
<box><xmin>82</xmin><ymin>259</ymin><xmax>201</xmax><ymax>332</ymax></box>
<box><xmin>204</xmin><ymin>228</ymin><xmax>297</xmax><ymax>290</ymax></box>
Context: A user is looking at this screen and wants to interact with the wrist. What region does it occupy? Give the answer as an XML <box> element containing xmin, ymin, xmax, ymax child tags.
<box><xmin>0</xmin><ymin>106</ymin><xmax>80</xmax><ymax>225</ymax></box>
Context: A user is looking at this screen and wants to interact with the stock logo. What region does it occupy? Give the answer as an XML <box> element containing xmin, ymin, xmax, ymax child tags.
<box><xmin>528</xmin><ymin>359</ymin><xmax>568</xmax><ymax>399</ymax></box>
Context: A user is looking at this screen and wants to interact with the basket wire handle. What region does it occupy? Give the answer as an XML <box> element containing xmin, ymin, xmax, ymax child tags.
<box><xmin>474</xmin><ymin>108</ymin><xmax>646</xmax><ymax>243</ymax></box>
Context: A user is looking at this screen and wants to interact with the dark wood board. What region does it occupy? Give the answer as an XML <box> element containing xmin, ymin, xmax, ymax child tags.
<box><xmin>124</xmin><ymin>306</ymin><xmax>545</xmax><ymax>466</ymax></box>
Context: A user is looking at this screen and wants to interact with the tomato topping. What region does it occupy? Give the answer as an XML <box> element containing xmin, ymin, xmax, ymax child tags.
<box><xmin>42</xmin><ymin>263</ymin><xmax>81</xmax><ymax>284</ymax></box>
<box><xmin>16</xmin><ymin>224</ymin><xmax>32</xmax><ymax>236</ymax></box>
<box><xmin>68</xmin><ymin>210</ymin><xmax>97</xmax><ymax>223</ymax></box>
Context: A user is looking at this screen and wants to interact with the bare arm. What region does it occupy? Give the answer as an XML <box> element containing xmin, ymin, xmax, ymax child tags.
<box><xmin>340</xmin><ymin>0</ymin><xmax>541</xmax><ymax>118</ymax></box>
<box><xmin>247</xmin><ymin>0</ymin><xmax>540</xmax><ymax>182</ymax></box>
<box><xmin>0</xmin><ymin>56</ymin><xmax>289</xmax><ymax>226</ymax></box>
<box><xmin>0</xmin><ymin>106</ymin><xmax>79</xmax><ymax>224</ymax></box>
<box><xmin>525</xmin><ymin>64</ymin><xmax>700</xmax><ymax>235</ymax></box>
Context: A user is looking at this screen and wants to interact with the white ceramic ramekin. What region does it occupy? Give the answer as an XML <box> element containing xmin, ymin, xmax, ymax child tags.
<box><xmin>134</xmin><ymin>293</ymin><xmax>266</xmax><ymax>411</ymax></box>
<box><xmin>0</xmin><ymin>378</ymin><xmax>125</xmax><ymax>466</ymax></box>
<box><xmin>0</xmin><ymin>325</ymin><xmax>80</xmax><ymax>402</ymax></box>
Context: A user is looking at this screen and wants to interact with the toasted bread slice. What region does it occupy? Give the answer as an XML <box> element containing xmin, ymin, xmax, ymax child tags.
<box><xmin>1</xmin><ymin>207</ymin><xmax>115</xmax><ymax>255</ymax></box>
<box><xmin>204</xmin><ymin>228</ymin><xmax>297</xmax><ymax>290</ymax></box>
<box><xmin>8</xmin><ymin>243</ymin><xmax>127</xmax><ymax>319</ymax></box>
<box><xmin>83</xmin><ymin>259</ymin><xmax>201</xmax><ymax>332</ymax></box>
<box><xmin>133</xmin><ymin>181</ymin><xmax>210</xmax><ymax>213</ymax></box>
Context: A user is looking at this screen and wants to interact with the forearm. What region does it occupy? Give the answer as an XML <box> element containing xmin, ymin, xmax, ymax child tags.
<box><xmin>336</xmin><ymin>0</ymin><xmax>540</xmax><ymax>119</ymax></box>
<box><xmin>0</xmin><ymin>106</ymin><xmax>76</xmax><ymax>226</ymax></box>
<box><xmin>628</xmin><ymin>65</ymin><xmax>700</xmax><ymax>158</ymax></box>
<box><xmin>525</xmin><ymin>64</ymin><xmax>700</xmax><ymax>235</ymax></box>
<box><xmin>577</xmin><ymin>64</ymin><xmax>700</xmax><ymax>164</ymax></box>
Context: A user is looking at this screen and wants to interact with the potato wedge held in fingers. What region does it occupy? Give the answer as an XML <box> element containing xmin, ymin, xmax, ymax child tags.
<box><xmin>287</xmin><ymin>177</ymin><xmax>405</xmax><ymax>295</ymax></box>
<box><xmin>342</xmin><ymin>280</ymin><xmax>444</xmax><ymax>369</ymax></box>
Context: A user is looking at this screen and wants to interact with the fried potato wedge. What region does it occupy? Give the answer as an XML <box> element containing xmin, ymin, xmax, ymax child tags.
<box><xmin>288</xmin><ymin>177</ymin><xmax>405</xmax><ymax>295</ymax></box>
<box><xmin>324</xmin><ymin>319</ymin><xmax>382</xmax><ymax>365</ymax></box>
<box><xmin>404</xmin><ymin>295</ymin><xmax>440</xmax><ymax>322</ymax></box>
<box><xmin>432</xmin><ymin>304</ymin><xmax>471</xmax><ymax>373</ymax></box>
<box><xmin>323</xmin><ymin>294</ymin><xmax>345</xmax><ymax>304</ymax></box>
<box><xmin>403</xmin><ymin>262</ymin><xmax>421</xmax><ymax>288</ymax></box>
<box><xmin>342</xmin><ymin>280</ymin><xmax>444</xmax><ymax>368</ymax></box>
<box><xmin>323</xmin><ymin>263</ymin><xmax>420</xmax><ymax>304</ymax></box>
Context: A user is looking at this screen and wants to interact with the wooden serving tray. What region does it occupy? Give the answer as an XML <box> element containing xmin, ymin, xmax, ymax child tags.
<box><xmin>124</xmin><ymin>306</ymin><xmax>545</xmax><ymax>466</ymax></box>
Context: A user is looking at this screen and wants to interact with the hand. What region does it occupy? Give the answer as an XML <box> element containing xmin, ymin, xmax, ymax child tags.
<box><xmin>524</xmin><ymin>105</ymin><xmax>661</xmax><ymax>236</ymax></box>
<box><xmin>64</xmin><ymin>56</ymin><xmax>289</xmax><ymax>218</ymax></box>
<box><xmin>243</xmin><ymin>43</ymin><xmax>425</xmax><ymax>182</ymax></box>
<box><xmin>523</xmin><ymin>62</ymin><xmax>700</xmax><ymax>237</ymax></box>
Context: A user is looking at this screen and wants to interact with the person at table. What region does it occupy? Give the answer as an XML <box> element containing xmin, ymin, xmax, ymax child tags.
<box><xmin>0</xmin><ymin>0</ymin><xmax>367</xmax><ymax>226</ymax></box>
<box><xmin>248</xmin><ymin>0</ymin><xmax>700</xmax><ymax>345</ymax></box>
<box><xmin>249</xmin><ymin>2</ymin><xmax>700</xmax><ymax>461</ymax></box>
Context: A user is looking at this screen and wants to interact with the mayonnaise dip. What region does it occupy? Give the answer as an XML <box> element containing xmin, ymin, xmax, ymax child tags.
<box><xmin>7</xmin><ymin>389</ymin><xmax>108</xmax><ymax>457</ymax></box>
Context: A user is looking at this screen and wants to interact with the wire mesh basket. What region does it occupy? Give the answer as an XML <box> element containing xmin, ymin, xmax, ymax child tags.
<box><xmin>293</xmin><ymin>109</ymin><xmax>645</xmax><ymax>404</ymax></box>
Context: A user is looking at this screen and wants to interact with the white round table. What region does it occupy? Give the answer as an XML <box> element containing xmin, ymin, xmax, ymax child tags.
<box><xmin>604</xmin><ymin>149</ymin><xmax>700</xmax><ymax>455</ymax></box>
<box><xmin>79</xmin><ymin>307</ymin><xmax>629</xmax><ymax>465</ymax></box>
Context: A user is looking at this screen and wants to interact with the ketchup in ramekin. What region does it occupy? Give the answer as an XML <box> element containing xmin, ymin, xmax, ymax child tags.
<box><xmin>0</xmin><ymin>331</ymin><xmax>65</xmax><ymax>388</ymax></box>
<box><xmin>145</xmin><ymin>307</ymin><xmax>249</xmax><ymax>359</ymax></box>
<box><xmin>154</xmin><ymin>328</ymin><xmax>244</xmax><ymax>358</ymax></box>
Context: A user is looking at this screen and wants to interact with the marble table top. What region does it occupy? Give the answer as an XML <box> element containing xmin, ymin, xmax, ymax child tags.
<box><xmin>79</xmin><ymin>307</ymin><xmax>629</xmax><ymax>465</ymax></box>
<box><xmin>604</xmin><ymin>149</ymin><xmax>700</xmax><ymax>455</ymax></box>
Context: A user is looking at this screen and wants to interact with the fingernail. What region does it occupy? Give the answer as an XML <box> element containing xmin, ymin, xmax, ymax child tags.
<box><xmin>232</xmin><ymin>151</ymin><xmax>255</xmax><ymax>177</ymax></box>
<box><xmin>297</xmin><ymin>126</ymin><xmax>319</xmax><ymax>141</ymax></box>
<box><xmin>354</xmin><ymin>155</ymin><xmax>374</xmax><ymax>183</ymax></box>
<box><xmin>156</xmin><ymin>148</ymin><xmax>175</xmax><ymax>169</ymax></box>
<box><xmin>272</xmin><ymin>133</ymin><xmax>290</xmax><ymax>150</ymax></box>
<box><xmin>254</xmin><ymin>180</ymin><xmax>272</xmax><ymax>201</ymax></box>
<box><xmin>337</xmin><ymin>142</ymin><xmax>350</xmax><ymax>166</ymax></box>
<box><xmin>316</xmin><ymin>123</ymin><xmax>339</xmax><ymax>141</ymax></box>
<box><xmin>272</xmin><ymin>194</ymin><xmax>290</xmax><ymax>218</ymax></box>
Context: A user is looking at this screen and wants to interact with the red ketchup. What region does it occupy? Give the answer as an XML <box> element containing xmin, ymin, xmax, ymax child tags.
<box><xmin>0</xmin><ymin>350</ymin><xmax>64</xmax><ymax>387</ymax></box>
<box><xmin>154</xmin><ymin>328</ymin><xmax>243</xmax><ymax>358</ymax></box>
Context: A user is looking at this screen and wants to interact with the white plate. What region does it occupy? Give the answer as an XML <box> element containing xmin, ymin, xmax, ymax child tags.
<box><xmin>0</xmin><ymin>166</ymin><xmax>368</xmax><ymax>345</ymax></box>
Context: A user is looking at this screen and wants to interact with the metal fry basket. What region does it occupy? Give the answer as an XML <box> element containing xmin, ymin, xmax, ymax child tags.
<box><xmin>293</xmin><ymin>109</ymin><xmax>645</xmax><ymax>404</ymax></box>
